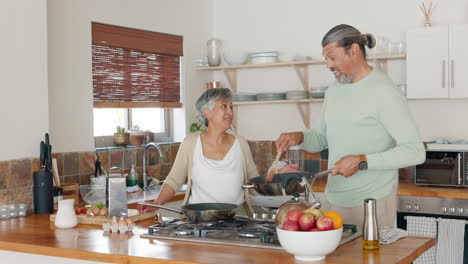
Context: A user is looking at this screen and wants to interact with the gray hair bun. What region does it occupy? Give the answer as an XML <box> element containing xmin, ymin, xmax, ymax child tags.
<box><xmin>364</xmin><ymin>33</ymin><xmax>376</xmax><ymax>49</ymax></box>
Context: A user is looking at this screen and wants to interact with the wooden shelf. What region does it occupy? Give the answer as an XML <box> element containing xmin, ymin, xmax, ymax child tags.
<box><xmin>233</xmin><ymin>98</ymin><xmax>323</xmax><ymax>105</ymax></box>
<box><xmin>198</xmin><ymin>55</ymin><xmax>405</xmax><ymax>130</ymax></box>
<box><xmin>196</xmin><ymin>55</ymin><xmax>406</xmax><ymax>71</ymax></box>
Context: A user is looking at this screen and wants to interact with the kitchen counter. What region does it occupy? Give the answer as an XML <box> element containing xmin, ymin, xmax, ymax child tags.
<box><xmin>0</xmin><ymin>214</ymin><xmax>434</xmax><ymax>264</ymax></box>
<box><xmin>312</xmin><ymin>178</ymin><xmax>468</xmax><ymax>199</ymax></box>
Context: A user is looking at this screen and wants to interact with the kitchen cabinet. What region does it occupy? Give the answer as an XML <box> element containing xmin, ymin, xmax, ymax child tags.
<box><xmin>406</xmin><ymin>25</ymin><xmax>468</xmax><ymax>98</ymax></box>
<box><xmin>197</xmin><ymin>56</ymin><xmax>405</xmax><ymax>129</ymax></box>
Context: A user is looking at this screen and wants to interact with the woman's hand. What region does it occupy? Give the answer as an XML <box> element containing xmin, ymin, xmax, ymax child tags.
<box><xmin>275</xmin><ymin>132</ymin><xmax>304</xmax><ymax>153</ymax></box>
<box><xmin>277</xmin><ymin>163</ymin><xmax>301</xmax><ymax>173</ymax></box>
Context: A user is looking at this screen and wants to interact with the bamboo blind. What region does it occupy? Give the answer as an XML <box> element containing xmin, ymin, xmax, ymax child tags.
<box><xmin>92</xmin><ymin>22</ymin><xmax>182</xmax><ymax>108</ymax></box>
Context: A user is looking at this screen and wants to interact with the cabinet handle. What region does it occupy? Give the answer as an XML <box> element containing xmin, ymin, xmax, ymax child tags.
<box><xmin>458</xmin><ymin>153</ymin><xmax>461</xmax><ymax>185</ymax></box>
<box><xmin>442</xmin><ymin>60</ymin><xmax>446</xmax><ymax>88</ymax></box>
<box><xmin>451</xmin><ymin>60</ymin><xmax>455</xmax><ymax>88</ymax></box>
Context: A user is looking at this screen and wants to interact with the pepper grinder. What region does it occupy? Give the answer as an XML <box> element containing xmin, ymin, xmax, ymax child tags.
<box><xmin>362</xmin><ymin>198</ymin><xmax>380</xmax><ymax>250</ymax></box>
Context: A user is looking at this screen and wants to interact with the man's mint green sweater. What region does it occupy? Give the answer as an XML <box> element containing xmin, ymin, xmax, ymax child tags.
<box><xmin>301</xmin><ymin>70</ymin><xmax>425</xmax><ymax>207</ymax></box>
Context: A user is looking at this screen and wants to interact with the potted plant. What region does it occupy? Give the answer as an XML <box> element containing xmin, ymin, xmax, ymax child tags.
<box><xmin>113</xmin><ymin>126</ymin><xmax>130</xmax><ymax>146</ymax></box>
<box><xmin>128</xmin><ymin>125</ymin><xmax>144</xmax><ymax>146</ymax></box>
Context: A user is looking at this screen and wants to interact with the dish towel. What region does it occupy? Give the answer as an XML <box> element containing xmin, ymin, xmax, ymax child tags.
<box><xmin>435</xmin><ymin>218</ymin><xmax>465</xmax><ymax>264</ymax></box>
<box><xmin>406</xmin><ymin>216</ymin><xmax>437</xmax><ymax>264</ymax></box>
<box><xmin>379</xmin><ymin>226</ymin><xmax>408</xmax><ymax>244</ymax></box>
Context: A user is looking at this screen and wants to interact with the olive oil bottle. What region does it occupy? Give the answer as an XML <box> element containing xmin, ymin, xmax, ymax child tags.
<box><xmin>362</xmin><ymin>198</ymin><xmax>380</xmax><ymax>250</ymax></box>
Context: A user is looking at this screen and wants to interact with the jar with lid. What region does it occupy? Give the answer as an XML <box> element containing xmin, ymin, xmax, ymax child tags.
<box><xmin>287</xmin><ymin>145</ymin><xmax>304</xmax><ymax>171</ymax></box>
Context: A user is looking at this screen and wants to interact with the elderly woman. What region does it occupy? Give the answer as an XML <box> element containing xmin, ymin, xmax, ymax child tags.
<box><xmin>151</xmin><ymin>88</ymin><xmax>258</xmax><ymax>214</ymax></box>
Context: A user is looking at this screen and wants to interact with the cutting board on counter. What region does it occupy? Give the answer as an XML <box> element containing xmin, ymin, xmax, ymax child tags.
<box><xmin>49</xmin><ymin>209</ymin><xmax>156</xmax><ymax>225</ymax></box>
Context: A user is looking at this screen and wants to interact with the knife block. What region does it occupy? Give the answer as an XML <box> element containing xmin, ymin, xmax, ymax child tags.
<box><xmin>33</xmin><ymin>171</ymin><xmax>54</xmax><ymax>214</ymax></box>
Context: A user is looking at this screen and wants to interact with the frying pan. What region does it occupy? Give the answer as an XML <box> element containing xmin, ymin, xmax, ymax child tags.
<box><xmin>138</xmin><ymin>202</ymin><xmax>238</xmax><ymax>222</ymax></box>
<box><xmin>242</xmin><ymin>170</ymin><xmax>332</xmax><ymax>196</ymax></box>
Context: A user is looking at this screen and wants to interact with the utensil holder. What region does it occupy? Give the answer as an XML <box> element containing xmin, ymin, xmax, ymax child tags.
<box><xmin>33</xmin><ymin>171</ymin><xmax>54</xmax><ymax>214</ymax></box>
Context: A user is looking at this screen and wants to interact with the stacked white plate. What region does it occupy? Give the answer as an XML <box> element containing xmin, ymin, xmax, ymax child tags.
<box><xmin>286</xmin><ymin>90</ymin><xmax>309</xmax><ymax>100</ymax></box>
<box><xmin>232</xmin><ymin>93</ymin><xmax>257</xmax><ymax>102</ymax></box>
<box><xmin>256</xmin><ymin>92</ymin><xmax>286</xmax><ymax>101</ymax></box>
<box><xmin>249</xmin><ymin>51</ymin><xmax>279</xmax><ymax>64</ymax></box>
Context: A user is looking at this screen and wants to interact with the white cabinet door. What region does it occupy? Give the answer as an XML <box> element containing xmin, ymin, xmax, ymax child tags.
<box><xmin>407</xmin><ymin>26</ymin><xmax>449</xmax><ymax>99</ymax></box>
<box><xmin>449</xmin><ymin>24</ymin><xmax>468</xmax><ymax>98</ymax></box>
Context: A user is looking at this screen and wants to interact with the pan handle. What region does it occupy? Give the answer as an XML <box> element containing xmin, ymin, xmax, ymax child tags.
<box><xmin>241</xmin><ymin>183</ymin><xmax>256</xmax><ymax>189</ymax></box>
<box><xmin>138</xmin><ymin>202</ymin><xmax>184</xmax><ymax>214</ymax></box>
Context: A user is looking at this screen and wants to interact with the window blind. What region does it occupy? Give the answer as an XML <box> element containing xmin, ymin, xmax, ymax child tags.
<box><xmin>92</xmin><ymin>22</ymin><xmax>182</xmax><ymax>108</ymax></box>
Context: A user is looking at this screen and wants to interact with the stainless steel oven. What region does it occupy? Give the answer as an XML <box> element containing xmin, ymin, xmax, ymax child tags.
<box><xmin>397</xmin><ymin>196</ymin><xmax>468</xmax><ymax>263</ymax></box>
<box><xmin>415</xmin><ymin>151</ymin><xmax>468</xmax><ymax>187</ymax></box>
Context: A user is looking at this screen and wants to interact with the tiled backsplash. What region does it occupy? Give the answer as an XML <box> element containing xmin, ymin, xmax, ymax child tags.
<box><xmin>0</xmin><ymin>142</ymin><xmax>180</xmax><ymax>208</ymax></box>
<box><xmin>0</xmin><ymin>139</ymin><xmax>412</xmax><ymax>210</ymax></box>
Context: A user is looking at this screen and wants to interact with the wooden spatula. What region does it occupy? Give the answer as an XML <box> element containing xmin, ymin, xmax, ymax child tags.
<box><xmin>265</xmin><ymin>151</ymin><xmax>282</xmax><ymax>184</ymax></box>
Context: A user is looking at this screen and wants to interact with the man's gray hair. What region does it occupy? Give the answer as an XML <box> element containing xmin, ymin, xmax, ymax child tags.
<box><xmin>195</xmin><ymin>88</ymin><xmax>232</xmax><ymax>126</ymax></box>
<box><xmin>321</xmin><ymin>24</ymin><xmax>376</xmax><ymax>58</ymax></box>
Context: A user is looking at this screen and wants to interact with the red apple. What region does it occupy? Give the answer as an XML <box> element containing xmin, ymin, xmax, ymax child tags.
<box><xmin>286</xmin><ymin>209</ymin><xmax>304</xmax><ymax>222</ymax></box>
<box><xmin>298</xmin><ymin>213</ymin><xmax>316</xmax><ymax>231</ymax></box>
<box><xmin>282</xmin><ymin>220</ymin><xmax>300</xmax><ymax>231</ymax></box>
<box><xmin>309</xmin><ymin>228</ymin><xmax>319</xmax><ymax>232</ymax></box>
<box><xmin>316</xmin><ymin>216</ymin><xmax>334</xmax><ymax>231</ymax></box>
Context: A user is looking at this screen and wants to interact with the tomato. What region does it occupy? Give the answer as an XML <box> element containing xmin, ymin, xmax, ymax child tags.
<box><xmin>75</xmin><ymin>209</ymin><xmax>81</xmax><ymax>214</ymax></box>
<box><xmin>80</xmin><ymin>208</ymin><xmax>88</xmax><ymax>214</ymax></box>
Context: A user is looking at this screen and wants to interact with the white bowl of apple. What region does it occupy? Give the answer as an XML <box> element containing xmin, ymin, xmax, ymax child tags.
<box><xmin>276</xmin><ymin>208</ymin><xmax>343</xmax><ymax>261</ymax></box>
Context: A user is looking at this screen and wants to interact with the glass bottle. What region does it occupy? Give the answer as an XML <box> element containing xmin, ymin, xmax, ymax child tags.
<box><xmin>362</xmin><ymin>198</ymin><xmax>380</xmax><ymax>249</ymax></box>
<box><xmin>207</xmin><ymin>38</ymin><xmax>221</xmax><ymax>66</ymax></box>
<box><xmin>127</xmin><ymin>165</ymin><xmax>138</xmax><ymax>187</ymax></box>
<box><xmin>287</xmin><ymin>145</ymin><xmax>304</xmax><ymax>171</ymax></box>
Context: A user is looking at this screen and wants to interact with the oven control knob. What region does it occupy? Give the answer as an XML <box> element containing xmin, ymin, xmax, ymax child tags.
<box><xmin>441</xmin><ymin>207</ymin><xmax>448</xmax><ymax>213</ymax></box>
<box><xmin>457</xmin><ymin>208</ymin><xmax>464</xmax><ymax>214</ymax></box>
<box><xmin>449</xmin><ymin>208</ymin><xmax>456</xmax><ymax>214</ymax></box>
<box><xmin>413</xmin><ymin>205</ymin><xmax>420</xmax><ymax>211</ymax></box>
<box><xmin>405</xmin><ymin>204</ymin><xmax>412</xmax><ymax>211</ymax></box>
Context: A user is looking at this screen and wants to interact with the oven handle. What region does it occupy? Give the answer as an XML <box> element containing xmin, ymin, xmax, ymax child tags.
<box><xmin>458</xmin><ymin>153</ymin><xmax>462</xmax><ymax>185</ymax></box>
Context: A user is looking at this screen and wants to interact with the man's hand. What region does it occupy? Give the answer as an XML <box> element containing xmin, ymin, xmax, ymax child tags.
<box><xmin>331</xmin><ymin>155</ymin><xmax>361</xmax><ymax>178</ymax></box>
<box><xmin>275</xmin><ymin>132</ymin><xmax>304</xmax><ymax>153</ymax></box>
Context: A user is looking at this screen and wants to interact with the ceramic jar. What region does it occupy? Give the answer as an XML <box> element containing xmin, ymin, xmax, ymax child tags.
<box><xmin>207</xmin><ymin>38</ymin><xmax>222</xmax><ymax>66</ymax></box>
<box><xmin>54</xmin><ymin>199</ymin><xmax>78</xmax><ymax>228</ymax></box>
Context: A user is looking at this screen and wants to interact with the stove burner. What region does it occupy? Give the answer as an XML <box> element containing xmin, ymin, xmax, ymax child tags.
<box><xmin>172</xmin><ymin>230</ymin><xmax>194</xmax><ymax>236</ymax></box>
<box><xmin>237</xmin><ymin>232</ymin><xmax>259</xmax><ymax>238</ymax></box>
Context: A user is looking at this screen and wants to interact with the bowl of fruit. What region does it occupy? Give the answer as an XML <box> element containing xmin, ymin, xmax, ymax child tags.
<box><xmin>276</xmin><ymin>208</ymin><xmax>343</xmax><ymax>261</ymax></box>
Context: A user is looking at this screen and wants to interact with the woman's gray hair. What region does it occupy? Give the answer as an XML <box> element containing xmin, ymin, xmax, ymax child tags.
<box><xmin>321</xmin><ymin>24</ymin><xmax>376</xmax><ymax>58</ymax></box>
<box><xmin>195</xmin><ymin>88</ymin><xmax>232</xmax><ymax>126</ymax></box>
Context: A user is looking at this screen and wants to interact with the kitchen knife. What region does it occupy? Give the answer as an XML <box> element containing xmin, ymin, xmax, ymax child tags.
<box><xmin>40</xmin><ymin>141</ymin><xmax>45</xmax><ymax>169</ymax></box>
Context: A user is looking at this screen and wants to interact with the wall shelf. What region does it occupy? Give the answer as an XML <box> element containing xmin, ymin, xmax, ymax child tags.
<box><xmin>197</xmin><ymin>55</ymin><xmax>405</xmax><ymax>130</ymax></box>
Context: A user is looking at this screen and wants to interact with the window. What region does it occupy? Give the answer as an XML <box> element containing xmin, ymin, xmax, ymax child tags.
<box><xmin>93</xmin><ymin>108</ymin><xmax>167</xmax><ymax>136</ymax></box>
<box><xmin>91</xmin><ymin>22</ymin><xmax>182</xmax><ymax>141</ymax></box>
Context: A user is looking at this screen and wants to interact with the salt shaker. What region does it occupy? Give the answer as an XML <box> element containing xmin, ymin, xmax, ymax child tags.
<box><xmin>362</xmin><ymin>198</ymin><xmax>380</xmax><ymax>250</ymax></box>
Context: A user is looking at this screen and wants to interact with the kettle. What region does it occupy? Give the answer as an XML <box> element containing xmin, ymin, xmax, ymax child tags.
<box><xmin>275</xmin><ymin>175</ymin><xmax>322</xmax><ymax>226</ymax></box>
<box><xmin>275</xmin><ymin>194</ymin><xmax>309</xmax><ymax>226</ymax></box>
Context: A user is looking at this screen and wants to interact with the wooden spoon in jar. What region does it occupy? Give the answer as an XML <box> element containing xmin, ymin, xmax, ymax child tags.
<box><xmin>264</xmin><ymin>151</ymin><xmax>282</xmax><ymax>184</ymax></box>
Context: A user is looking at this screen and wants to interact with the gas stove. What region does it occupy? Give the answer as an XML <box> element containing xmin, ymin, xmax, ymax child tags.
<box><xmin>140</xmin><ymin>217</ymin><xmax>361</xmax><ymax>250</ymax></box>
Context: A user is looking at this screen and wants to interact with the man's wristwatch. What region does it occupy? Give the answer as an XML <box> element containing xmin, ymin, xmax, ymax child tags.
<box><xmin>358</xmin><ymin>154</ymin><xmax>368</xmax><ymax>170</ymax></box>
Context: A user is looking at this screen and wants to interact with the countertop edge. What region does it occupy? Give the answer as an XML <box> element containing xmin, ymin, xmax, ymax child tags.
<box><xmin>0</xmin><ymin>240</ymin><xmax>192</xmax><ymax>264</ymax></box>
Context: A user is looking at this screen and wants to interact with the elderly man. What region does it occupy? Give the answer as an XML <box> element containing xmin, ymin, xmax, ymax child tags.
<box><xmin>276</xmin><ymin>24</ymin><xmax>425</xmax><ymax>228</ymax></box>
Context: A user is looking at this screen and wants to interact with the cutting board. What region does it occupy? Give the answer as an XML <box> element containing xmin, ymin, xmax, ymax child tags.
<box><xmin>49</xmin><ymin>209</ymin><xmax>156</xmax><ymax>225</ymax></box>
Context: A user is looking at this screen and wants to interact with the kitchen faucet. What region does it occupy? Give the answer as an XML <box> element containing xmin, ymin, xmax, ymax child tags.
<box><xmin>142</xmin><ymin>142</ymin><xmax>165</xmax><ymax>191</ymax></box>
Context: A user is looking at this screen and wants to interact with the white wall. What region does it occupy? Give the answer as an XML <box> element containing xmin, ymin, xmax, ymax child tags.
<box><xmin>48</xmin><ymin>0</ymin><xmax>214</xmax><ymax>152</ymax></box>
<box><xmin>212</xmin><ymin>0</ymin><xmax>468</xmax><ymax>141</ymax></box>
<box><xmin>0</xmin><ymin>0</ymin><xmax>49</xmax><ymax>161</ymax></box>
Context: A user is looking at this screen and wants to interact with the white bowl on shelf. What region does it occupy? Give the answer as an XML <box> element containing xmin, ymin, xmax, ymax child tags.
<box><xmin>249</xmin><ymin>56</ymin><xmax>278</xmax><ymax>64</ymax></box>
<box><xmin>223</xmin><ymin>51</ymin><xmax>249</xmax><ymax>65</ymax></box>
<box><xmin>276</xmin><ymin>225</ymin><xmax>343</xmax><ymax>261</ymax></box>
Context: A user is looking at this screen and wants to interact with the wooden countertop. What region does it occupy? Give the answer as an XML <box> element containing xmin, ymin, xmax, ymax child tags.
<box><xmin>0</xmin><ymin>214</ymin><xmax>434</xmax><ymax>264</ymax></box>
<box><xmin>312</xmin><ymin>178</ymin><xmax>468</xmax><ymax>199</ymax></box>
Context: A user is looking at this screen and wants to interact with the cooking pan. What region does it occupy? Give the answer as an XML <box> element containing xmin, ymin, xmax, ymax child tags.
<box><xmin>138</xmin><ymin>202</ymin><xmax>238</xmax><ymax>222</ymax></box>
<box><xmin>242</xmin><ymin>169</ymin><xmax>332</xmax><ymax>196</ymax></box>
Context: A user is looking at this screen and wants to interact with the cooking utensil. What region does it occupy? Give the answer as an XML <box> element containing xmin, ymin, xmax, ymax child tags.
<box><xmin>138</xmin><ymin>202</ymin><xmax>237</xmax><ymax>222</ymax></box>
<box><xmin>265</xmin><ymin>151</ymin><xmax>282</xmax><ymax>184</ymax></box>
